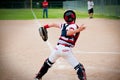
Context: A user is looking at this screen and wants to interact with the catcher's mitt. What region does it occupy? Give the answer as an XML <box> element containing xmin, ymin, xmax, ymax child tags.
<box><xmin>38</xmin><ymin>27</ymin><xmax>48</xmax><ymax>41</ymax></box>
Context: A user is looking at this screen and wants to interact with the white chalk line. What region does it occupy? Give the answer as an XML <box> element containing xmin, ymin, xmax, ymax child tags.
<box><xmin>74</xmin><ymin>50</ymin><xmax>120</xmax><ymax>54</ymax></box>
<box><xmin>56</xmin><ymin>59</ymin><xmax>120</xmax><ymax>73</ymax></box>
<box><xmin>31</xmin><ymin>9</ymin><xmax>120</xmax><ymax>74</ymax></box>
<box><xmin>86</xmin><ymin>66</ymin><xmax>120</xmax><ymax>73</ymax></box>
<box><xmin>31</xmin><ymin>9</ymin><xmax>53</xmax><ymax>52</ymax></box>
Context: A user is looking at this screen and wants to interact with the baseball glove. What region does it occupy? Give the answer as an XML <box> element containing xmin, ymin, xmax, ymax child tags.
<box><xmin>38</xmin><ymin>27</ymin><xmax>48</xmax><ymax>41</ymax></box>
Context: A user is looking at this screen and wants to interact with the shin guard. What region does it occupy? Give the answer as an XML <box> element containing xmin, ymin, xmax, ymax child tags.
<box><xmin>74</xmin><ymin>63</ymin><xmax>87</xmax><ymax>80</ymax></box>
<box><xmin>36</xmin><ymin>58</ymin><xmax>54</xmax><ymax>79</ymax></box>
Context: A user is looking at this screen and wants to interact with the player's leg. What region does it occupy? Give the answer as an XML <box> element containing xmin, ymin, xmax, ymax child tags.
<box><xmin>89</xmin><ymin>8</ymin><xmax>94</xmax><ymax>19</ymax></box>
<box><xmin>74</xmin><ymin>63</ymin><xmax>87</xmax><ymax>80</ymax></box>
<box><xmin>91</xmin><ymin>8</ymin><xmax>94</xmax><ymax>18</ymax></box>
<box><xmin>64</xmin><ymin>50</ymin><xmax>87</xmax><ymax>80</ymax></box>
<box><xmin>88</xmin><ymin>9</ymin><xmax>91</xmax><ymax>18</ymax></box>
<box><xmin>35</xmin><ymin>58</ymin><xmax>54</xmax><ymax>79</ymax></box>
<box><xmin>43</xmin><ymin>8</ymin><xmax>45</xmax><ymax>18</ymax></box>
<box><xmin>46</xmin><ymin>8</ymin><xmax>48</xmax><ymax>18</ymax></box>
<box><xmin>35</xmin><ymin>48</ymin><xmax>59</xmax><ymax>79</ymax></box>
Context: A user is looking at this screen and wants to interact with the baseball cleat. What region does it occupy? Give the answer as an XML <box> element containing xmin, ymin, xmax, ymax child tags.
<box><xmin>34</xmin><ymin>78</ymin><xmax>42</xmax><ymax>80</ymax></box>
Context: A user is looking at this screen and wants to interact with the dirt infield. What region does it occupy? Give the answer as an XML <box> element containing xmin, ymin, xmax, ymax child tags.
<box><xmin>0</xmin><ymin>18</ymin><xmax>120</xmax><ymax>80</ymax></box>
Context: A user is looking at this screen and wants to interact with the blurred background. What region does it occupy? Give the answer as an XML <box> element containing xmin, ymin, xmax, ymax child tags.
<box><xmin>0</xmin><ymin>0</ymin><xmax>120</xmax><ymax>17</ymax></box>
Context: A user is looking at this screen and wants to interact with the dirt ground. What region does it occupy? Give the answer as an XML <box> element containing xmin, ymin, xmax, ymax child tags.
<box><xmin>0</xmin><ymin>18</ymin><xmax>120</xmax><ymax>80</ymax></box>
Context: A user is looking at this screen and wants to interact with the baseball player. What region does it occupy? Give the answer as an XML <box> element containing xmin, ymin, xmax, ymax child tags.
<box><xmin>35</xmin><ymin>10</ymin><xmax>87</xmax><ymax>80</ymax></box>
<box><xmin>88</xmin><ymin>0</ymin><xmax>94</xmax><ymax>19</ymax></box>
<box><xmin>42</xmin><ymin>0</ymin><xmax>48</xmax><ymax>18</ymax></box>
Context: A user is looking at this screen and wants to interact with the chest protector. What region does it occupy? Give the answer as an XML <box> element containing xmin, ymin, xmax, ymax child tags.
<box><xmin>60</xmin><ymin>24</ymin><xmax>80</xmax><ymax>45</ymax></box>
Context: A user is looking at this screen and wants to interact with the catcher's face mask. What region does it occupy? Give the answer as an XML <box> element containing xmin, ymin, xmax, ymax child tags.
<box><xmin>64</xmin><ymin>10</ymin><xmax>76</xmax><ymax>23</ymax></box>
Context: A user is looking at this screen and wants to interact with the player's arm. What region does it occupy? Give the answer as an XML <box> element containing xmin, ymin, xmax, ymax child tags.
<box><xmin>67</xmin><ymin>24</ymin><xmax>86</xmax><ymax>36</ymax></box>
<box><xmin>44</xmin><ymin>23</ymin><xmax>60</xmax><ymax>29</ymax></box>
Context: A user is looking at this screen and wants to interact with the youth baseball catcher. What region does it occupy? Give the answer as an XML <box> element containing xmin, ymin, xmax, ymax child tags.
<box><xmin>35</xmin><ymin>10</ymin><xmax>87</xmax><ymax>80</ymax></box>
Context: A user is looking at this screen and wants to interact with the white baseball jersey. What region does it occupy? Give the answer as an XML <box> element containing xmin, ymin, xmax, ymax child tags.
<box><xmin>88</xmin><ymin>1</ymin><xmax>94</xmax><ymax>10</ymax></box>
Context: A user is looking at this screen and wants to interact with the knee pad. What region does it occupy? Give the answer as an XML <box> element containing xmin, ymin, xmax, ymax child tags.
<box><xmin>45</xmin><ymin>58</ymin><xmax>54</xmax><ymax>67</ymax></box>
<box><xmin>74</xmin><ymin>63</ymin><xmax>87</xmax><ymax>80</ymax></box>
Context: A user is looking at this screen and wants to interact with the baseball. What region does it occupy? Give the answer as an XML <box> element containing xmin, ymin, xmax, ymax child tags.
<box><xmin>36</xmin><ymin>2</ymin><xmax>39</xmax><ymax>5</ymax></box>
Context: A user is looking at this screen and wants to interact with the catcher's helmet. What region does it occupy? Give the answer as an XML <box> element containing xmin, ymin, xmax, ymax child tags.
<box><xmin>64</xmin><ymin>10</ymin><xmax>76</xmax><ymax>23</ymax></box>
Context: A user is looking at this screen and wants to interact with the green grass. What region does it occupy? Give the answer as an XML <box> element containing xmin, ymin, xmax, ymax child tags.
<box><xmin>0</xmin><ymin>8</ymin><xmax>119</xmax><ymax>20</ymax></box>
<box><xmin>33</xmin><ymin>9</ymin><xmax>92</xmax><ymax>18</ymax></box>
<box><xmin>0</xmin><ymin>9</ymin><xmax>34</xmax><ymax>20</ymax></box>
<box><xmin>33</xmin><ymin>9</ymin><xmax>65</xmax><ymax>18</ymax></box>
<box><xmin>94</xmin><ymin>14</ymin><xmax>120</xmax><ymax>19</ymax></box>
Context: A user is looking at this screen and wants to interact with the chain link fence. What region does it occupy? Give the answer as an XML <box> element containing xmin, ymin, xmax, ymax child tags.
<box><xmin>0</xmin><ymin>0</ymin><xmax>120</xmax><ymax>17</ymax></box>
<box><xmin>63</xmin><ymin>0</ymin><xmax>120</xmax><ymax>17</ymax></box>
<box><xmin>0</xmin><ymin>1</ymin><xmax>62</xmax><ymax>9</ymax></box>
